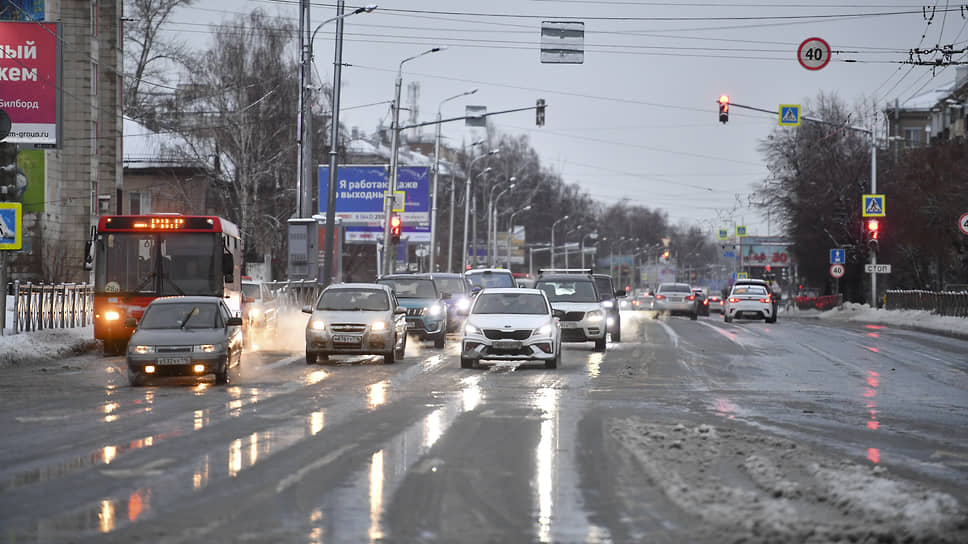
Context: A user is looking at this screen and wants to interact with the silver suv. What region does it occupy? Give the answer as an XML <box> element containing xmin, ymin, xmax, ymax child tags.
<box><xmin>534</xmin><ymin>273</ymin><xmax>607</xmax><ymax>351</ymax></box>
<box><xmin>303</xmin><ymin>283</ymin><xmax>408</xmax><ymax>364</ymax></box>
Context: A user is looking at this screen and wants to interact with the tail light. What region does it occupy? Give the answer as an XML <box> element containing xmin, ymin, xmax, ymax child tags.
<box><xmin>686</xmin><ymin>295</ymin><xmax>695</xmax><ymax>301</ymax></box>
<box><xmin>759</xmin><ymin>297</ymin><xmax>772</xmax><ymax>303</ymax></box>
<box><xmin>728</xmin><ymin>297</ymin><xmax>741</xmax><ymax>303</ymax></box>
<box><xmin>702</xmin><ymin>300</ymin><xmax>709</xmax><ymax>306</ymax></box>
<box><xmin>654</xmin><ymin>294</ymin><xmax>666</xmax><ymax>300</ymax></box>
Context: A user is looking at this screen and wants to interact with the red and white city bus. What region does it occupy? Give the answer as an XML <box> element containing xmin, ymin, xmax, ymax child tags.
<box><xmin>92</xmin><ymin>214</ymin><xmax>242</xmax><ymax>355</ymax></box>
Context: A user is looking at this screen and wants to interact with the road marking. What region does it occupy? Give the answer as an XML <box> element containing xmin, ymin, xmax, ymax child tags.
<box><xmin>101</xmin><ymin>458</ymin><xmax>175</xmax><ymax>478</ymax></box>
<box><xmin>16</xmin><ymin>414</ymin><xmax>71</xmax><ymax>423</ymax></box>
<box><xmin>657</xmin><ymin>321</ymin><xmax>678</xmax><ymax>347</ymax></box>
<box><xmin>276</xmin><ymin>443</ymin><xmax>356</xmax><ymax>493</ymax></box>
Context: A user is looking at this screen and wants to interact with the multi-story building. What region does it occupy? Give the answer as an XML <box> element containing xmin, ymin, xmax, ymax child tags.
<box><xmin>886</xmin><ymin>67</ymin><xmax>968</xmax><ymax>150</ymax></box>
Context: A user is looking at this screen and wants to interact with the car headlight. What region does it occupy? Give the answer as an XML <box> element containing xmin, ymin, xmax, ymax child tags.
<box><xmin>248</xmin><ymin>308</ymin><xmax>261</xmax><ymax>319</ymax></box>
<box><xmin>132</xmin><ymin>345</ymin><xmax>154</xmax><ymax>354</ymax></box>
<box><xmin>456</xmin><ymin>297</ymin><xmax>471</xmax><ymax>311</ymax></box>
<box><xmin>193</xmin><ymin>343</ymin><xmax>222</xmax><ymax>353</ymax></box>
<box><xmin>464</xmin><ymin>322</ymin><xmax>480</xmax><ymax>336</ymax></box>
<box><xmin>602</xmin><ymin>300</ymin><xmax>614</xmax><ymax>308</ymax></box>
<box><xmin>534</xmin><ymin>322</ymin><xmax>554</xmax><ymax>336</ymax></box>
<box><xmin>371</xmin><ymin>320</ymin><xmax>388</xmax><ymax>331</ymax></box>
<box><xmin>587</xmin><ymin>311</ymin><xmax>604</xmax><ymax>323</ymax></box>
<box><xmin>427</xmin><ymin>303</ymin><xmax>443</xmax><ymax>317</ymax></box>
<box><xmin>310</xmin><ymin>319</ymin><xmax>326</xmax><ymax>330</ymax></box>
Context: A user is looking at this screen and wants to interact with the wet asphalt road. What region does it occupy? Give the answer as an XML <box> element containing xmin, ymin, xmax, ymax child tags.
<box><xmin>1</xmin><ymin>310</ymin><xmax>966</xmax><ymax>543</ymax></box>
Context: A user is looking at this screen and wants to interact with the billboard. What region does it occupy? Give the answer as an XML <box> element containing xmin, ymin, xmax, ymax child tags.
<box><xmin>0</xmin><ymin>21</ymin><xmax>60</xmax><ymax>147</ymax></box>
<box><xmin>739</xmin><ymin>236</ymin><xmax>793</xmax><ymax>268</ymax></box>
<box><xmin>318</xmin><ymin>165</ymin><xmax>430</xmax><ymax>223</ymax></box>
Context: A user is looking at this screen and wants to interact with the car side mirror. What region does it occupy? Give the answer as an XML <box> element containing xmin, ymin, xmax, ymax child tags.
<box><xmin>222</xmin><ymin>252</ymin><xmax>234</xmax><ymax>283</ymax></box>
<box><xmin>302</xmin><ymin>305</ymin><xmax>313</xmax><ymax>314</ymax></box>
<box><xmin>552</xmin><ymin>309</ymin><xmax>566</xmax><ymax>319</ymax></box>
<box><xmin>470</xmin><ymin>286</ymin><xmax>482</xmax><ymax>295</ymax></box>
<box><xmin>394</xmin><ymin>306</ymin><xmax>407</xmax><ymax>315</ymax></box>
<box><xmin>615</xmin><ymin>289</ymin><xmax>627</xmax><ymax>298</ymax></box>
<box><xmin>226</xmin><ymin>317</ymin><xmax>243</xmax><ymax>327</ymax></box>
<box><xmin>124</xmin><ymin>317</ymin><xmax>138</xmax><ymax>328</ymax></box>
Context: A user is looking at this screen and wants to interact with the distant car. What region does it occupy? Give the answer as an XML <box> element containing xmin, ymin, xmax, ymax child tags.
<box><xmin>428</xmin><ymin>272</ymin><xmax>472</xmax><ymax>332</ymax></box>
<box><xmin>631</xmin><ymin>294</ymin><xmax>653</xmax><ymax>311</ymax></box>
<box><xmin>125</xmin><ymin>296</ymin><xmax>244</xmax><ymax>386</ymax></box>
<box><xmin>652</xmin><ymin>282</ymin><xmax>698</xmax><ymax>320</ymax></box>
<box><xmin>724</xmin><ymin>282</ymin><xmax>775</xmax><ymax>323</ymax></box>
<box><xmin>464</xmin><ymin>268</ymin><xmax>517</xmax><ymax>291</ymax></box>
<box><xmin>534</xmin><ymin>272</ymin><xmax>607</xmax><ymax>351</ymax></box>
<box><xmin>593</xmin><ymin>273</ymin><xmax>626</xmax><ymax>342</ymax></box>
<box><xmin>460</xmin><ymin>288</ymin><xmax>561</xmax><ymax>369</ymax></box>
<box><xmin>707</xmin><ymin>294</ymin><xmax>724</xmax><ymax>314</ymax></box>
<box><xmin>303</xmin><ymin>283</ymin><xmax>407</xmax><ymax>364</ymax></box>
<box><xmin>377</xmin><ymin>274</ymin><xmax>449</xmax><ymax>348</ymax></box>
<box><xmin>731</xmin><ymin>278</ymin><xmax>778</xmax><ymax>322</ymax></box>
<box><xmin>241</xmin><ymin>279</ymin><xmax>278</xmax><ymax>344</ymax></box>
<box><xmin>692</xmin><ymin>288</ymin><xmax>710</xmax><ymax>316</ymax></box>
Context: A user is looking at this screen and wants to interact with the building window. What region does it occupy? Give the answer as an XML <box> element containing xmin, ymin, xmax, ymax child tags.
<box><xmin>129</xmin><ymin>192</ymin><xmax>151</xmax><ymax>214</ymax></box>
<box><xmin>903</xmin><ymin>127</ymin><xmax>922</xmax><ymax>147</ymax></box>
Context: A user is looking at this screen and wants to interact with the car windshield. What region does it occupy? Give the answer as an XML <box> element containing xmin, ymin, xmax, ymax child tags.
<box><xmin>377</xmin><ymin>278</ymin><xmax>437</xmax><ymax>299</ymax></box>
<box><xmin>466</xmin><ymin>272</ymin><xmax>515</xmax><ymax>289</ymax></box>
<box><xmin>594</xmin><ymin>277</ymin><xmax>614</xmax><ymax>298</ymax></box>
<box><xmin>472</xmin><ymin>292</ymin><xmax>549</xmax><ymax>315</ymax></box>
<box><xmin>433</xmin><ymin>277</ymin><xmax>466</xmax><ymax>296</ymax></box>
<box><xmin>658</xmin><ymin>284</ymin><xmax>692</xmax><ymax>293</ymax></box>
<box><xmin>242</xmin><ymin>284</ymin><xmax>261</xmax><ymax>299</ymax></box>
<box><xmin>317</xmin><ymin>289</ymin><xmax>389</xmax><ymax>311</ymax></box>
<box><xmin>733</xmin><ymin>286</ymin><xmax>768</xmax><ymax>296</ymax></box>
<box><xmin>535</xmin><ymin>280</ymin><xmax>599</xmax><ymax>303</ymax></box>
<box><xmin>139</xmin><ymin>302</ymin><xmax>220</xmax><ymax>330</ymax></box>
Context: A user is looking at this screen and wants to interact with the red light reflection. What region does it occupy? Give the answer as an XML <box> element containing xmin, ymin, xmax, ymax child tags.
<box><xmin>867</xmin><ymin>448</ymin><xmax>880</xmax><ymax>463</ymax></box>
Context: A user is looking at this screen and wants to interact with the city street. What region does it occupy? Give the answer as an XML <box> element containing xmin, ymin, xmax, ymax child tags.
<box><xmin>1</xmin><ymin>311</ymin><xmax>966</xmax><ymax>543</ymax></box>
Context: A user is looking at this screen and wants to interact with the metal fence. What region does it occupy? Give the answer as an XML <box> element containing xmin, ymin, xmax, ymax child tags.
<box><xmin>885</xmin><ymin>290</ymin><xmax>968</xmax><ymax>318</ymax></box>
<box><xmin>263</xmin><ymin>279</ymin><xmax>324</xmax><ymax>311</ymax></box>
<box><xmin>794</xmin><ymin>294</ymin><xmax>843</xmax><ymax>311</ymax></box>
<box><xmin>7</xmin><ymin>281</ymin><xmax>94</xmax><ymax>334</ymax></box>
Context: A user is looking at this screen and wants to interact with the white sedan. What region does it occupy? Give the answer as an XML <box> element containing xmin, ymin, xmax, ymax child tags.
<box><xmin>460</xmin><ymin>288</ymin><xmax>562</xmax><ymax>370</ymax></box>
<box><xmin>724</xmin><ymin>284</ymin><xmax>775</xmax><ymax>323</ymax></box>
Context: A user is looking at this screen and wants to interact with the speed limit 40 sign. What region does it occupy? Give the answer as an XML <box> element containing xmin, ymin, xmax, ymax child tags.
<box><xmin>830</xmin><ymin>263</ymin><xmax>845</xmax><ymax>278</ymax></box>
<box><xmin>799</xmin><ymin>37</ymin><xmax>831</xmax><ymax>70</ymax></box>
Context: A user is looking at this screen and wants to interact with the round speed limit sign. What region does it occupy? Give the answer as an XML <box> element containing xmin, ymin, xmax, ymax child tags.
<box><xmin>830</xmin><ymin>263</ymin><xmax>845</xmax><ymax>278</ymax></box>
<box><xmin>798</xmin><ymin>37</ymin><xmax>831</xmax><ymax>70</ymax></box>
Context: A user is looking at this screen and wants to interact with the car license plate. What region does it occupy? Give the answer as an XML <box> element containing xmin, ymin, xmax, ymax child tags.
<box><xmin>158</xmin><ymin>357</ymin><xmax>189</xmax><ymax>365</ymax></box>
<box><xmin>560</xmin><ymin>322</ymin><xmax>578</xmax><ymax>329</ymax></box>
<box><xmin>333</xmin><ymin>335</ymin><xmax>362</xmax><ymax>344</ymax></box>
<box><xmin>493</xmin><ymin>340</ymin><xmax>521</xmax><ymax>349</ymax></box>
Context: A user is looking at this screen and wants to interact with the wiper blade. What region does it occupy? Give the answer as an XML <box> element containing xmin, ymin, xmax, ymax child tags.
<box><xmin>181</xmin><ymin>307</ymin><xmax>199</xmax><ymax>330</ymax></box>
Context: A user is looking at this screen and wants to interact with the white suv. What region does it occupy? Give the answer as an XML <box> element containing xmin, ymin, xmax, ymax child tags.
<box><xmin>534</xmin><ymin>273</ymin><xmax>607</xmax><ymax>351</ymax></box>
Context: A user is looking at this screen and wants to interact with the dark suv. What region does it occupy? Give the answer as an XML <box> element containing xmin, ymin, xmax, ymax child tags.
<box><xmin>593</xmin><ymin>273</ymin><xmax>626</xmax><ymax>342</ymax></box>
<box><xmin>376</xmin><ymin>274</ymin><xmax>449</xmax><ymax>348</ymax></box>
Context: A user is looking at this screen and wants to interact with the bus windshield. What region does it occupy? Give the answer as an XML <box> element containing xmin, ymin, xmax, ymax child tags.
<box><xmin>95</xmin><ymin>232</ymin><xmax>221</xmax><ymax>296</ymax></box>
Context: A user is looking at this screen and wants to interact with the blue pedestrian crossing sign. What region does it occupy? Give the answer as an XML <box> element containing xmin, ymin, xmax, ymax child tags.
<box><xmin>0</xmin><ymin>203</ymin><xmax>22</xmax><ymax>250</ymax></box>
<box><xmin>830</xmin><ymin>248</ymin><xmax>845</xmax><ymax>264</ymax></box>
<box><xmin>862</xmin><ymin>194</ymin><xmax>885</xmax><ymax>217</ymax></box>
<box><xmin>736</xmin><ymin>225</ymin><xmax>747</xmax><ymax>237</ymax></box>
<box><xmin>718</xmin><ymin>228</ymin><xmax>728</xmax><ymax>240</ymax></box>
<box><xmin>779</xmin><ymin>104</ymin><xmax>801</xmax><ymax>126</ymax></box>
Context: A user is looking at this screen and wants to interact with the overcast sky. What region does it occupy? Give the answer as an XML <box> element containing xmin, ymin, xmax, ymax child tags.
<box><xmin>158</xmin><ymin>0</ymin><xmax>966</xmax><ymax>237</ymax></box>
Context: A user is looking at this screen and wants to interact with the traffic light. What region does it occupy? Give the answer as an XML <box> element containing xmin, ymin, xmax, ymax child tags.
<box><xmin>390</xmin><ymin>214</ymin><xmax>402</xmax><ymax>244</ymax></box>
<box><xmin>866</xmin><ymin>218</ymin><xmax>880</xmax><ymax>252</ymax></box>
<box><xmin>536</xmin><ymin>98</ymin><xmax>546</xmax><ymax>126</ymax></box>
<box><xmin>718</xmin><ymin>95</ymin><xmax>729</xmax><ymax>124</ymax></box>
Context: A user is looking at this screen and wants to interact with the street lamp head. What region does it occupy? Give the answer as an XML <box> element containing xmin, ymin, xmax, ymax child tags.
<box><xmin>488</xmin><ymin>148</ymin><xmax>501</xmax><ymax>156</ymax></box>
<box><xmin>509</xmin><ymin>176</ymin><xmax>516</xmax><ymax>183</ymax></box>
<box><xmin>523</xmin><ymin>205</ymin><xmax>532</xmax><ymax>211</ymax></box>
<box><xmin>508</xmin><ymin>183</ymin><xmax>516</xmax><ymax>190</ymax></box>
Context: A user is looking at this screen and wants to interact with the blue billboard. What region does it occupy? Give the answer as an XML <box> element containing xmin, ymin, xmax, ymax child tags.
<box><xmin>318</xmin><ymin>165</ymin><xmax>430</xmax><ymax>223</ymax></box>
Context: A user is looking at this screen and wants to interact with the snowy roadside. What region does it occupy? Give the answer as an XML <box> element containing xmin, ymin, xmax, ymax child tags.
<box><xmin>0</xmin><ymin>326</ymin><xmax>97</xmax><ymax>368</ymax></box>
<box><xmin>783</xmin><ymin>302</ymin><xmax>968</xmax><ymax>340</ymax></box>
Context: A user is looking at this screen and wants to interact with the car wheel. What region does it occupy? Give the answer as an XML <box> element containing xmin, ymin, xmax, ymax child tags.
<box><xmin>384</xmin><ymin>345</ymin><xmax>396</xmax><ymax>365</ymax></box>
<box><xmin>594</xmin><ymin>337</ymin><xmax>606</xmax><ymax>352</ymax></box>
<box><xmin>434</xmin><ymin>332</ymin><xmax>446</xmax><ymax>349</ymax></box>
<box><xmin>767</xmin><ymin>314</ymin><xmax>777</xmax><ymax>323</ymax></box>
<box><xmin>724</xmin><ymin>315</ymin><xmax>733</xmax><ymax>323</ymax></box>
<box><xmin>460</xmin><ymin>356</ymin><xmax>475</xmax><ymax>369</ymax></box>
<box><xmin>104</xmin><ymin>339</ymin><xmax>124</xmax><ymax>356</ymax></box>
<box><xmin>395</xmin><ymin>333</ymin><xmax>407</xmax><ymax>360</ymax></box>
<box><xmin>612</xmin><ymin>322</ymin><xmax>621</xmax><ymax>343</ymax></box>
<box><xmin>545</xmin><ymin>347</ymin><xmax>560</xmax><ymax>369</ymax></box>
<box><xmin>128</xmin><ymin>370</ymin><xmax>143</xmax><ymax>387</ymax></box>
<box><xmin>215</xmin><ymin>359</ymin><xmax>229</xmax><ymax>385</ymax></box>
<box><xmin>690</xmin><ymin>311</ymin><xmax>698</xmax><ymax>321</ymax></box>
<box><xmin>306</xmin><ymin>350</ymin><xmax>317</xmax><ymax>365</ymax></box>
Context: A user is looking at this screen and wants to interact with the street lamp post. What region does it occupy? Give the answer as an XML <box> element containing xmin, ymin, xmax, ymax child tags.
<box><xmin>550</xmin><ymin>215</ymin><xmax>570</xmax><ymax>269</ymax></box>
<box><xmin>564</xmin><ymin>226</ymin><xmax>582</xmax><ymax>268</ymax></box>
<box><xmin>463</xmin><ymin>152</ymin><xmax>497</xmax><ymax>271</ymax></box>
<box><xmin>580</xmin><ymin>231</ymin><xmax>598</xmax><ymax>270</ymax></box>
<box><xmin>313</xmin><ymin>2</ymin><xmax>377</xmax><ymax>287</ymax></box>
<box><xmin>490</xmin><ymin>183</ymin><xmax>515</xmax><ymax>266</ymax></box>
<box><xmin>506</xmin><ymin>205</ymin><xmax>531</xmax><ymax>268</ymax></box>
<box><xmin>382</xmin><ymin>46</ymin><xmax>444</xmax><ymax>276</ymax></box>
<box><xmin>431</xmin><ymin>89</ymin><xmax>477</xmax><ymax>272</ymax></box>
<box><xmin>488</xmin><ymin>178</ymin><xmax>515</xmax><ymax>266</ymax></box>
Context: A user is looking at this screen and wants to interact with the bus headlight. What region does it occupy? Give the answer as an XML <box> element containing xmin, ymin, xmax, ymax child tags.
<box><xmin>104</xmin><ymin>310</ymin><xmax>121</xmax><ymax>321</ymax></box>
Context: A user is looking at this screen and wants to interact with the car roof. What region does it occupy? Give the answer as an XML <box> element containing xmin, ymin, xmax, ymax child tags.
<box><xmin>478</xmin><ymin>287</ymin><xmax>544</xmax><ymax>295</ymax></box>
<box><xmin>327</xmin><ymin>282</ymin><xmax>392</xmax><ymax>292</ymax></box>
<box><xmin>658</xmin><ymin>282</ymin><xmax>691</xmax><ymax>288</ymax></box>
<box><xmin>378</xmin><ymin>274</ymin><xmax>434</xmax><ymax>281</ymax></box>
<box><xmin>735</xmin><ymin>278</ymin><xmax>768</xmax><ymax>284</ymax></box>
<box><xmin>464</xmin><ymin>268</ymin><xmax>512</xmax><ymax>275</ymax></box>
<box><xmin>536</xmin><ymin>274</ymin><xmax>594</xmax><ymax>281</ymax></box>
<box><xmin>149</xmin><ymin>295</ymin><xmax>225</xmax><ymax>305</ymax></box>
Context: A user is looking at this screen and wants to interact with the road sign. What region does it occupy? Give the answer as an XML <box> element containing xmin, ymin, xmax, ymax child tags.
<box><xmin>736</xmin><ymin>225</ymin><xmax>747</xmax><ymax>237</ymax></box>
<box><xmin>736</xmin><ymin>272</ymin><xmax>749</xmax><ymax>280</ymax></box>
<box><xmin>0</xmin><ymin>202</ymin><xmax>22</xmax><ymax>250</ymax></box>
<box><xmin>830</xmin><ymin>249</ymin><xmax>845</xmax><ymax>264</ymax></box>
<box><xmin>779</xmin><ymin>105</ymin><xmax>801</xmax><ymax>126</ymax></box>
<box><xmin>959</xmin><ymin>212</ymin><xmax>968</xmax><ymax>235</ymax></box>
<box><xmin>864</xmin><ymin>264</ymin><xmax>892</xmax><ymax>274</ymax></box>
<box><xmin>718</xmin><ymin>228</ymin><xmax>728</xmax><ymax>240</ymax></box>
<box><xmin>862</xmin><ymin>194</ymin><xmax>885</xmax><ymax>217</ymax></box>
<box><xmin>798</xmin><ymin>37</ymin><xmax>831</xmax><ymax>70</ymax></box>
<box><xmin>540</xmin><ymin>21</ymin><xmax>585</xmax><ymax>64</ymax></box>
<box><xmin>830</xmin><ymin>263</ymin><xmax>845</xmax><ymax>278</ymax></box>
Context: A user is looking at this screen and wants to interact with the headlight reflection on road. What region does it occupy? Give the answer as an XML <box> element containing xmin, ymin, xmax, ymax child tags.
<box><xmin>368</xmin><ymin>380</ymin><xmax>389</xmax><ymax>410</ymax></box>
<box><xmin>193</xmin><ymin>455</ymin><xmax>210</xmax><ymax>490</ymax></box>
<box><xmin>369</xmin><ymin>450</ymin><xmax>385</xmax><ymax>542</ymax></box>
<box><xmin>460</xmin><ymin>375</ymin><xmax>483</xmax><ymax>412</ymax></box>
<box><xmin>587</xmin><ymin>352</ymin><xmax>603</xmax><ymax>378</ymax></box>
<box><xmin>309</xmin><ymin>411</ymin><xmax>325</xmax><ymax>436</ymax></box>
<box><xmin>423</xmin><ymin>408</ymin><xmax>444</xmax><ymax>449</ymax></box>
<box><xmin>533</xmin><ymin>387</ymin><xmax>559</xmax><ymax>543</ymax></box>
<box><xmin>99</xmin><ymin>499</ymin><xmax>116</xmax><ymax>533</ymax></box>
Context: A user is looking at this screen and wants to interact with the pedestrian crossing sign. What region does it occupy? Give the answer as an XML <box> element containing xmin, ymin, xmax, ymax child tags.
<box><xmin>0</xmin><ymin>203</ymin><xmax>22</xmax><ymax>250</ymax></box>
<box><xmin>862</xmin><ymin>194</ymin><xmax>885</xmax><ymax>217</ymax></box>
<box><xmin>736</xmin><ymin>225</ymin><xmax>747</xmax><ymax>237</ymax></box>
<box><xmin>718</xmin><ymin>228</ymin><xmax>728</xmax><ymax>240</ymax></box>
<box><xmin>779</xmin><ymin>105</ymin><xmax>801</xmax><ymax>126</ymax></box>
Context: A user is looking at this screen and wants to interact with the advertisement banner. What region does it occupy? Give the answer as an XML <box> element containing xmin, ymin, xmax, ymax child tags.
<box><xmin>0</xmin><ymin>1</ymin><xmax>45</xmax><ymax>21</ymax></box>
<box><xmin>16</xmin><ymin>148</ymin><xmax>44</xmax><ymax>212</ymax></box>
<box><xmin>740</xmin><ymin>236</ymin><xmax>793</xmax><ymax>267</ymax></box>
<box><xmin>318</xmin><ymin>165</ymin><xmax>430</xmax><ymax>224</ymax></box>
<box><xmin>0</xmin><ymin>21</ymin><xmax>59</xmax><ymax>147</ymax></box>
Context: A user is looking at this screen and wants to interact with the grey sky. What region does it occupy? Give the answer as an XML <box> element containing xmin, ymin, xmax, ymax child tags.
<box><xmin>158</xmin><ymin>0</ymin><xmax>965</xmax><ymax>236</ymax></box>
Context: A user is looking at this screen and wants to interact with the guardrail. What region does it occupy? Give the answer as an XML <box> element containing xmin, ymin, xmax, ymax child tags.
<box><xmin>7</xmin><ymin>281</ymin><xmax>94</xmax><ymax>334</ymax></box>
<box><xmin>794</xmin><ymin>294</ymin><xmax>843</xmax><ymax>311</ymax></box>
<box><xmin>885</xmin><ymin>289</ymin><xmax>968</xmax><ymax>318</ymax></box>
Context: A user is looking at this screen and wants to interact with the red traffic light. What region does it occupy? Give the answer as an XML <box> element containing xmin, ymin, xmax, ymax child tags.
<box><xmin>866</xmin><ymin>219</ymin><xmax>880</xmax><ymax>239</ymax></box>
<box><xmin>718</xmin><ymin>95</ymin><xmax>730</xmax><ymax>124</ymax></box>
<box><xmin>390</xmin><ymin>214</ymin><xmax>402</xmax><ymax>242</ymax></box>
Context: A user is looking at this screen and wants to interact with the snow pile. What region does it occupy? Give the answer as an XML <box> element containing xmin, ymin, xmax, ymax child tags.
<box><xmin>0</xmin><ymin>326</ymin><xmax>96</xmax><ymax>367</ymax></box>
<box><xmin>797</xmin><ymin>302</ymin><xmax>968</xmax><ymax>338</ymax></box>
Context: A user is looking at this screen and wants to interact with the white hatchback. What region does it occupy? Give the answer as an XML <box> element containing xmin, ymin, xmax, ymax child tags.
<box><xmin>724</xmin><ymin>283</ymin><xmax>775</xmax><ymax>323</ymax></box>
